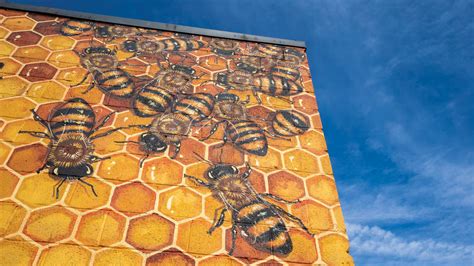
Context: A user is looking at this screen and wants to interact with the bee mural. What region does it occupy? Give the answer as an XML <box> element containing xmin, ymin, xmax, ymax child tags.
<box><xmin>121</xmin><ymin>37</ymin><xmax>204</xmax><ymax>58</ymax></box>
<box><xmin>59</xmin><ymin>19</ymin><xmax>95</xmax><ymax>36</ymax></box>
<box><xmin>74</xmin><ymin>46</ymin><xmax>136</xmax><ymax>98</ymax></box>
<box><xmin>184</xmin><ymin>157</ymin><xmax>313</xmax><ymax>255</ymax></box>
<box><xmin>149</xmin><ymin>56</ymin><xmax>201</xmax><ymax>95</ymax></box>
<box><xmin>269</xmin><ymin>110</ymin><xmax>310</xmax><ymax>137</ymax></box>
<box><xmin>18</xmin><ymin>98</ymin><xmax>126</xmax><ymax>198</ymax></box>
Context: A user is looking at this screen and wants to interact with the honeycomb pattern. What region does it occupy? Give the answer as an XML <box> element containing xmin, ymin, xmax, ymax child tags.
<box><xmin>0</xmin><ymin>7</ymin><xmax>353</xmax><ymax>265</ymax></box>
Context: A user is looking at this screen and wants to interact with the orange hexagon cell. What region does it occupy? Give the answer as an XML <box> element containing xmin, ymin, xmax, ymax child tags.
<box><xmin>284</xmin><ymin>149</ymin><xmax>319</xmax><ymax>177</ymax></box>
<box><xmin>299</xmin><ymin>130</ymin><xmax>327</xmax><ymax>155</ymax></box>
<box><xmin>319</xmin><ymin>234</ymin><xmax>354</xmax><ymax>266</ymax></box>
<box><xmin>94</xmin><ymin>248</ymin><xmax>143</xmax><ymax>266</ymax></box>
<box><xmin>0</xmin><ymin>27</ymin><xmax>9</xmax><ymax>39</ymax></box>
<box><xmin>291</xmin><ymin>200</ymin><xmax>333</xmax><ymax>233</ymax></box>
<box><xmin>142</xmin><ymin>157</ymin><xmax>183</xmax><ymax>190</ymax></box>
<box><xmin>114</xmin><ymin>110</ymin><xmax>153</xmax><ymax>134</ymax></box>
<box><xmin>26</xmin><ymin>80</ymin><xmax>67</xmax><ymax>102</ymax></box>
<box><xmin>146</xmin><ymin>249</ymin><xmax>195</xmax><ymax>266</ymax></box>
<box><xmin>6</xmin><ymin>31</ymin><xmax>41</xmax><ymax>46</ymax></box>
<box><xmin>208</xmin><ymin>143</ymin><xmax>244</xmax><ymax>166</ymax></box>
<box><xmin>0</xmin><ymin>201</ymin><xmax>26</xmax><ymax>236</ymax></box>
<box><xmin>0</xmin><ymin>58</ymin><xmax>22</xmax><ymax>76</ymax></box>
<box><xmin>293</xmin><ymin>94</ymin><xmax>318</xmax><ymax>115</ymax></box>
<box><xmin>40</xmin><ymin>35</ymin><xmax>76</xmax><ymax>50</ymax></box>
<box><xmin>15</xmin><ymin>173</ymin><xmax>65</xmax><ymax>207</ymax></box>
<box><xmin>268</xmin><ymin>171</ymin><xmax>305</xmax><ymax>202</ymax></box>
<box><xmin>332</xmin><ymin>206</ymin><xmax>347</xmax><ymax>233</ymax></box>
<box><xmin>64</xmin><ymin>83</ymin><xmax>103</xmax><ymax>105</ymax></box>
<box><xmin>56</xmin><ymin>67</ymin><xmax>89</xmax><ymax>87</ymax></box>
<box><xmin>199</xmin><ymin>255</ymin><xmax>243</xmax><ymax>266</ymax></box>
<box><xmin>7</xmin><ymin>143</ymin><xmax>48</xmax><ymax>174</ymax></box>
<box><xmin>20</xmin><ymin>62</ymin><xmax>58</xmax><ymax>82</ymax></box>
<box><xmin>97</xmin><ymin>153</ymin><xmax>139</xmax><ymax>183</ymax></box>
<box><xmin>311</xmin><ymin>113</ymin><xmax>323</xmax><ymax>129</ymax></box>
<box><xmin>38</xmin><ymin>244</ymin><xmax>91</xmax><ymax>265</ymax></box>
<box><xmin>307</xmin><ymin>175</ymin><xmax>339</xmax><ymax>205</ymax></box>
<box><xmin>248</xmin><ymin>147</ymin><xmax>282</xmax><ymax>173</ymax></box>
<box><xmin>111</xmin><ymin>182</ymin><xmax>155</xmax><ymax>216</ymax></box>
<box><xmin>248</xmin><ymin>168</ymin><xmax>266</xmax><ymax>194</ymax></box>
<box><xmin>0</xmin><ymin>169</ymin><xmax>19</xmax><ymax>199</ymax></box>
<box><xmin>93</xmin><ymin>128</ymin><xmax>126</xmax><ymax>155</ymax></box>
<box><xmin>23</xmin><ymin>206</ymin><xmax>77</xmax><ymax>243</ymax></box>
<box><xmin>76</xmin><ymin>209</ymin><xmax>126</xmax><ymax>247</ymax></box>
<box><xmin>13</xmin><ymin>46</ymin><xmax>50</xmax><ymax>63</ymax></box>
<box><xmin>0</xmin><ymin>119</ymin><xmax>45</xmax><ymax>145</ymax></box>
<box><xmin>199</xmin><ymin>55</ymin><xmax>227</xmax><ymax>71</ymax></box>
<box><xmin>0</xmin><ymin>239</ymin><xmax>38</xmax><ymax>265</ymax></box>
<box><xmin>177</xmin><ymin>218</ymin><xmax>222</xmax><ymax>256</ymax></box>
<box><xmin>0</xmin><ymin>97</ymin><xmax>36</xmax><ymax>120</ymax></box>
<box><xmin>47</xmin><ymin>50</ymin><xmax>81</xmax><ymax>68</ymax></box>
<box><xmin>64</xmin><ymin>177</ymin><xmax>111</xmax><ymax>210</ymax></box>
<box><xmin>126</xmin><ymin>213</ymin><xmax>175</xmax><ymax>252</ymax></box>
<box><xmin>276</xmin><ymin>228</ymin><xmax>317</xmax><ymax>264</ymax></box>
<box><xmin>320</xmin><ymin>154</ymin><xmax>333</xmax><ymax>175</ymax></box>
<box><xmin>158</xmin><ymin>187</ymin><xmax>202</xmax><ymax>221</ymax></box>
<box><xmin>175</xmin><ymin>138</ymin><xmax>206</xmax><ymax>165</ymax></box>
<box><xmin>204</xmin><ymin>195</ymin><xmax>231</xmax><ymax>227</ymax></box>
<box><xmin>2</xmin><ymin>17</ymin><xmax>36</xmax><ymax>31</ymax></box>
<box><xmin>0</xmin><ymin>41</ymin><xmax>15</xmax><ymax>56</ymax></box>
<box><xmin>0</xmin><ymin>142</ymin><xmax>11</xmax><ymax>165</ymax></box>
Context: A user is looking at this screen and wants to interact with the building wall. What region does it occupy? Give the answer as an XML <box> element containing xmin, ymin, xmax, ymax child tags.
<box><xmin>0</xmin><ymin>7</ymin><xmax>354</xmax><ymax>265</ymax></box>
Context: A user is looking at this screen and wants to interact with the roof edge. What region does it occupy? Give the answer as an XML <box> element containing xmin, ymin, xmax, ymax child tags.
<box><xmin>0</xmin><ymin>1</ymin><xmax>306</xmax><ymax>48</ymax></box>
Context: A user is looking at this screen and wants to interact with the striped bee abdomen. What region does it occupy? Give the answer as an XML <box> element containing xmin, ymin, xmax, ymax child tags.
<box><xmin>228</xmin><ymin>121</ymin><xmax>267</xmax><ymax>156</ymax></box>
<box><xmin>132</xmin><ymin>83</ymin><xmax>175</xmax><ymax>117</ymax></box>
<box><xmin>255</xmin><ymin>75</ymin><xmax>303</xmax><ymax>96</ymax></box>
<box><xmin>236</xmin><ymin>202</ymin><xmax>292</xmax><ymax>255</ymax></box>
<box><xmin>270</xmin><ymin>65</ymin><xmax>301</xmax><ymax>82</ymax></box>
<box><xmin>60</xmin><ymin>20</ymin><xmax>94</xmax><ymax>36</ymax></box>
<box><xmin>49</xmin><ymin>98</ymin><xmax>95</xmax><ymax>136</ymax></box>
<box><xmin>93</xmin><ymin>69</ymin><xmax>135</xmax><ymax>98</ymax></box>
<box><xmin>173</xmin><ymin>93</ymin><xmax>214</xmax><ymax>122</ymax></box>
<box><xmin>272</xmin><ymin>110</ymin><xmax>310</xmax><ymax>137</ymax></box>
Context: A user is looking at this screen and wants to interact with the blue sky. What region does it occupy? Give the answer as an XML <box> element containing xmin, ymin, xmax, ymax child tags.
<box><xmin>8</xmin><ymin>0</ymin><xmax>474</xmax><ymax>264</ymax></box>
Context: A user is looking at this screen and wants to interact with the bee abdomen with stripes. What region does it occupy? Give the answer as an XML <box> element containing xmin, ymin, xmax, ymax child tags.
<box><xmin>93</xmin><ymin>69</ymin><xmax>135</xmax><ymax>98</ymax></box>
<box><xmin>49</xmin><ymin>97</ymin><xmax>96</xmax><ymax>136</ymax></box>
<box><xmin>271</xmin><ymin>110</ymin><xmax>310</xmax><ymax>137</ymax></box>
<box><xmin>227</xmin><ymin>120</ymin><xmax>268</xmax><ymax>156</ymax></box>
<box><xmin>173</xmin><ymin>93</ymin><xmax>215</xmax><ymax>122</ymax></box>
<box><xmin>132</xmin><ymin>82</ymin><xmax>175</xmax><ymax>117</ymax></box>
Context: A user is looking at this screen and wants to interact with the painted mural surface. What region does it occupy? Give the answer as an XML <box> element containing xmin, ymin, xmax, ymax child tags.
<box><xmin>0</xmin><ymin>7</ymin><xmax>354</xmax><ymax>265</ymax></box>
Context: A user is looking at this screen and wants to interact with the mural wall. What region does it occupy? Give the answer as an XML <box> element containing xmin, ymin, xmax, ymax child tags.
<box><xmin>0</xmin><ymin>7</ymin><xmax>354</xmax><ymax>265</ymax></box>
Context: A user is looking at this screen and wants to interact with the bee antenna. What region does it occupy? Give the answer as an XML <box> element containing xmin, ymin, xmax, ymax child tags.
<box><xmin>192</xmin><ymin>152</ymin><xmax>212</xmax><ymax>165</ymax></box>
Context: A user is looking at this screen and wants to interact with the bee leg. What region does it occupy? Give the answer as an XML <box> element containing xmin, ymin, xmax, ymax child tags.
<box><xmin>259</xmin><ymin>193</ymin><xmax>300</xmax><ymax>204</ymax></box>
<box><xmin>273</xmin><ymin>95</ymin><xmax>293</xmax><ymax>104</ymax></box>
<box><xmin>183</xmin><ymin>174</ymin><xmax>211</xmax><ymax>188</ymax></box>
<box><xmin>71</xmin><ymin>72</ymin><xmax>90</xmax><ymax>88</ymax></box>
<box><xmin>139</xmin><ymin>154</ymin><xmax>149</xmax><ymax>168</ymax></box>
<box><xmin>90</xmin><ymin>111</ymin><xmax>116</xmax><ymax>135</ymax></box>
<box><xmin>169</xmin><ymin>142</ymin><xmax>181</xmax><ymax>159</ymax></box>
<box><xmin>18</xmin><ymin>131</ymin><xmax>52</xmax><ymax>139</ymax></box>
<box><xmin>242</xmin><ymin>162</ymin><xmax>252</xmax><ymax>179</ymax></box>
<box><xmin>270</xmin><ymin>204</ymin><xmax>313</xmax><ymax>236</ymax></box>
<box><xmin>90</xmin><ymin>155</ymin><xmax>111</xmax><ymax>163</ymax></box>
<box><xmin>36</xmin><ymin>162</ymin><xmax>48</xmax><ymax>174</ymax></box>
<box><xmin>78</xmin><ymin>178</ymin><xmax>98</xmax><ymax>197</ymax></box>
<box><xmin>30</xmin><ymin>109</ymin><xmax>50</xmax><ymax>129</ymax></box>
<box><xmin>252</xmin><ymin>89</ymin><xmax>262</xmax><ymax>104</ymax></box>
<box><xmin>228</xmin><ymin>223</ymin><xmax>238</xmax><ymax>255</ymax></box>
<box><xmin>90</xmin><ymin>126</ymin><xmax>145</xmax><ymax>140</ymax></box>
<box><xmin>215</xmin><ymin>130</ymin><xmax>228</xmax><ymax>148</ymax></box>
<box><xmin>53</xmin><ymin>179</ymin><xmax>66</xmax><ymax>199</ymax></box>
<box><xmin>208</xmin><ymin>208</ymin><xmax>227</xmax><ymax>235</ymax></box>
<box><xmin>200</xmin><ymin>120</ymin><xmax>226</xmax><ymax>141</ymax></box>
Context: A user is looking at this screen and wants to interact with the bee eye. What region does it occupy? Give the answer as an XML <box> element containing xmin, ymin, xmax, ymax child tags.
<box><xmin>53</xmin><ymin>167</ymin><xmax>59</xmax><ymax>175</ymax></box>
<box><xmin>231</xmin><ymin>166</ymin><xmax>238</xmax><ymax>173</ymax></box>
<box><xmin>86</xmin><ymin>165</ymin><xmax>92</xmax><ymax>175</ymax></box>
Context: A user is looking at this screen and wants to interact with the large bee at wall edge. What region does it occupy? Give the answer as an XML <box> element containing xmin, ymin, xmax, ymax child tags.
<box><xmin>121</xmin><ymin>37</ymin><xmax>204</xmax><ymax>58</ymax></box>
<box><xmin>73</xmin><ymin>46</ymin><xmax>136</xmax><ymax>99</ymax></box>
<box><xmin>268</xmin><ymin>110</ymin><xmax>310</xmax><ymax>137</ymax></box>
<box><xmin>59</xmin><ymin>20</ymin><xmax>95</xmax><ymax>36</ymax></box>
<box><xmin>18</xmin><ymin>98</ymin><xmax>128</xmax><ymax>198</ymax></box>
<box><xmin>269</xmin><ymin>47</ymin><xmax>307</xmax><ymax>82</ymax></box>
<box><xmin>184</xmin><ymin>155</ymin><xmax>313</xmax><ymax>255</ymax></box>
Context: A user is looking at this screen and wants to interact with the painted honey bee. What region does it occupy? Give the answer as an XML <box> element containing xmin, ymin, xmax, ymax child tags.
<box><xmin>214</xmin><ymin>70</ymin><xmax>303</xmax><ymax>104</ymax></box>
<box><xmin>200</xmin><ymin>92</ymin><xmax>280</xmax><ymax>156</ymax></box>
<box><xmin>18</xmin><ymin>98</ymin><xmax>126</xmax><ymax>198</ymax></box>
<box><xmin>94</xmin><ymin>25</ymin><xmax>142</xmax><ymax>40</ymax></box>
<box><xmin>172</xmin><ymin>92</ymin><xmax>215</xmax><ymax>123</ymax></box>
<box><xmin>249</xmin><ymin>43</ymin><xmax>285</xmax><ymax>59</ymax></box>
<box><xmin>269</xmin><ymin>48</ymin><xmax>306</xmax><ymax>82</ymax></box>
<box><xmin>59</xmin><ymin>19</ymin><xmax>95</xmax><ymax>36</ymax></box>
<box><xmin>121</xmin><ymin>37</ymin><xmax>204</xmax><ymax>58</ymax></box>
<box><xmin>209</xmin><ymin>38</ymin><xmax>240</xmax><ymax>57</ymax></box>
<box><xmin>131</xmin><ymin>79</ymin><xmax>176</xmax><ymax>117</ymax></box>
<box><xmin>73</xmin><ymin>46</ymin><xmax>136</xmax><ymax>98</ymax></box>
<box><xmin>184</xmin><ymin>156</ymin><xmax>313</xmax><ymax>255</ymax></box>
<box><xmin>234</xmin><ymin>55</ymin><xmax>265</xmax><ymax>74</ymax></box>
<box><xmin>268</xmin><ymin>110</ymin><xmax>310</xmax><ymax>137</ymax></box>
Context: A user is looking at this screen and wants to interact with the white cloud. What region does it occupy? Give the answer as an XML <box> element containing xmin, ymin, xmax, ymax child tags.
<box><xmin>347</xmin><ymin>223</ymin><xmax>474</xmax><ymax>264</ymax></box>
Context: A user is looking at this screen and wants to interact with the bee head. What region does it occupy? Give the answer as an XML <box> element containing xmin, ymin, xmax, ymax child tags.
<box><xmin>50</xmin><ymin>164</ymin><xmax>92</xmax><ymax>179</ymax></box>
<box><xmin>170</xmin><ymin>64</ymin><xmax>196</xmax><ymax>76</ymax></box>
<box><xmin>122</xmin><ymin>40</ymin><xmax>138</xmax><ymax>53</ymax></box>
<box><xmin>216</xmin><ymin>72</ymin><xmax>228</xmax><ymax>86</ymax></box>
<box><xmin>206</xmin><ymin>164</ymin><xmax>239</xmax><ymax>180</ymax></box>
<box><xmin>215</xmin><ymin>92</ymin><xmax>239</xmax><ymax>103</ymax></box>
<box><xmin>139</xmin><ymin>132</ymin><xmax>167</xmax><ymax>153</ymax></box>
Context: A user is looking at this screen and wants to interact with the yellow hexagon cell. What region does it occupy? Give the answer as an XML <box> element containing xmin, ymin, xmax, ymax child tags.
<box><xmin>26</xmin><ymin>80</ymin><xmax>66</xmax><ymax>102</ymax></box>
<box><xmin>248</xmin><ymin>147</ymin><xmax>282</xmax><ymax>173</ymax></box>
<box><xmin>111</xmin><ymin>182</ymin><xmax>156</xmax><ymax>215</ymax></box>
<box><xmin>41</xmin><ymin>35</ymin><xmax>75</xmax><ymax>50</ymax></box>
<box><xmin>48</xmin><ymin>50</ymin><xmax>81</xmax><ymax>68</ymax></box>
<box><xmin>146</xmin><ymin>250</ymin><xmax>195</xmax><ymax>265</ymax></box>
<box><xmin>0</xmin><ymin>169</ymin><xmax>19</xmax><ymax>198</ymax></box>
<box><xmin>38</xmin><ymin>244</ymin><xmax>91</xmax><ymax>265</ymax></box>
<box><xmin>320</xmin><ymin>154</ymin><xmax>333</xmax><ymax>175</ymax></box>
<box><xmin>93</xmin><ymin>129</ymin><xmax>126</xmax><ymax>155</ymax></box>
<box><xmin>15</xmin><ymin>173</ymin><xmax>64</xmax><ymax>208</ymax></box>
<box><xmin>261</xmin><ymin>94</ymin><xmax>292</xmax><ymax>109</ymax></box>
<box><xmin>0</xmin><ymin>119</ymin><xmax>45</xmax><ymax>145</ymax></box>
<box><xmin>333</xmin><ymin>206</ymin><xmax>347</xmax><ymax>233</ymax></box>
<box><xmin>307</xmin><ymin>175</ymin><xmax>339</xmax><ymax>205</ymax></box>
<box><xmin>56</xmin><ymin>67</ymin><xmax>89</xmax><ymax>87</ymax></box>
<box><xmin>2</xmin><ymin>17</ymin><xmax>36</xmax><ymax>30</ymax></box>
<box><xmin>319</xmin><ymin>234</ymin><xmax>354</xmax><ymax>266</ymax></box>
<box><xmin>0</xmin><ymin>27</ymin><xmax>9</xmax><ymax>39</ymax></box>
<box><xmin>0</xmin><ymin>58</ymin><xmax>22</xmax><ymax>76</ymax></box>
<box><xmin>142</xmin><ymin>157</ymin><xmax>183</xmax><ymax>190</ymax></box>
<box><xmin>199</xmin><ymin>256</ymin><xmax>243</xmax><ymax>266</ymax></box>
<box><xmin>291</xmin><ymin>200</ymin><xmax>333</xmax><ymax>233</ymax></box>
<box><xmin>23</xmin><ymin>206</ymin><xmax>77</xmax><ymax>243</ymax></box>
<box><xmin>177</xmin><ymin>218</ymin><xmax>222</xmax><ymax>255</ymax></box>
<box><xmin>126</xmin><ymin>214</ymin><xmax>175</xmax><ymax>252</ymax></box>
<box><xmin>0</xmin><ymin>201</ymin><xmax>26</xmax><ymax>237</ymax></box>
<box><xmin>204</xmin><ymin>195</ymin><xmax>231</xmax><ymax>227</ymax></box>
<box><xmin>0</xmin><ymin>239</ymin><xmax>38</xmax><ymax>265</ymax></box>
<box><xmin>0</xmin><ymin>77</ymin><xmax>29</xmax><ymax>98</ymax></box>
<box><xmin>184</xmin><ymin>162</ymin><xmax>212</xmax><ymax>195</ymax></box>
<box><xmin>13</xmin><ymin>46</ymin><xmax>50</xmax><ymax>63</ymax></box>
<box><xmin>0</xmin><ymin>41</ymin><xmax>15</xmax><ymax>56</ymax></box>
<box><xmin>76</xmin><ymin>209</ymin><xmax>126</xmax><ymax>247</ymax></box>
<box><xmin>114</xmin><ymin>110</ymin><xmax>153</xmax><ymax>135</ymax></box>
<box><xmin>0</xmin><ymin>142</ymin><xmax>11</xmax><ymax>165</ymax></box>
<box><xmin>299</xmin><ymin>130</ymin><xmax>327</xmax><ymax>155</ymax></box>
<box><xmin>64</xmin><ymin>178</ymin><xmax>111</xmax><ymax>210</ymax></box>
<box><xmin>97</xmin><ymin>153</ymin><xmax>139</xmax><ymax>183</ymax></box>
<box><xmin>0</xmin><ymin>97</ymin><xmax>36</xmax><ymax>120</ymax></box>
<box><xmin>158</xmin><ymin>187</ymin><xmax>202</xmax><ymax>221</ymax></box>
<box><xmin>284</xmin><ymin>149</ymin><xmax>319</xmax><ymax>177</ymax></box>
<box><xmin>94</xmin><ymin>248</ymin><xmax>143</xmax><ymax>266</ymax></box>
